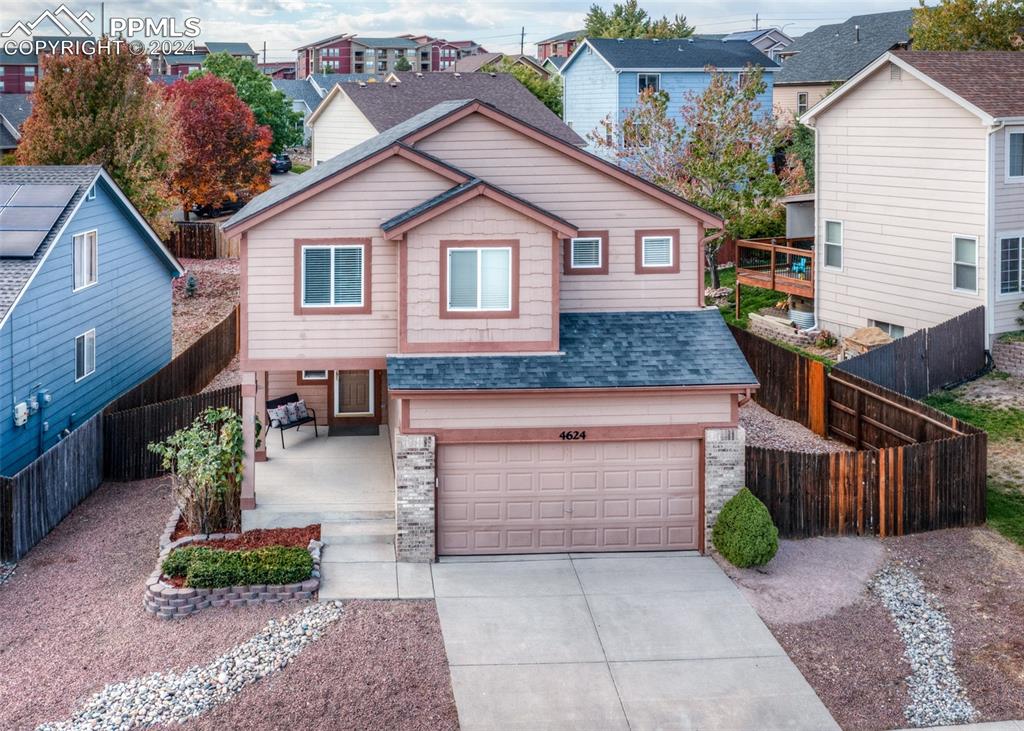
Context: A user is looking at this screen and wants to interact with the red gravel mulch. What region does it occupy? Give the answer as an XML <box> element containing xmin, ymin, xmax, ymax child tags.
<box><xmin>170</xmin><ymin>517</ymin><xmax>320</xmax><ymax>550</ymax></box>
<box><xmin>768</xmin><ymin>598</ymin><xmax>910</xmax><ymax>731</ymax></box>
<box><xmin>181</xmin><ymin>600</ymin><xmax>460</xmax><ymax>731</ymax></box>
<box><xmin>887</xmin><ymin>527</ymin><xmax>1024</xmax><ymax>722</ymax></box>
<box><xmin>0</xmin><ymin>478</ymin><xmax>289</xmax><ymax>730</ymax></box>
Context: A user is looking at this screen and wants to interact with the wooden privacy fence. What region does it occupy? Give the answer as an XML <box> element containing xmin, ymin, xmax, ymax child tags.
<box><xmin>168</xmin><ymin>221</ymin><xmax>237</xmax><ymax>259</ymax></box>
<box><xmin>105</xmin><ymin>306</ymin><xmax>238</xmax><ymax>413</ymax></box>
<box><xmin>731</xmin><ymin>324</ymin><xmax>988</xmax><ymax>538</ymax></box>
<box><xmin>0</xmin><ymin>414</ymin><xmax>103</xmax><ymax>561</ymax></box>
<box><xmin>833</xmin><ymin>306</ymin><xmax>986</xmax><ymax>398</ymax></box>
<box><xmin>103</xmin><ymin>386</ymin><xmax>241</xmax><ymax>481</ymax></box>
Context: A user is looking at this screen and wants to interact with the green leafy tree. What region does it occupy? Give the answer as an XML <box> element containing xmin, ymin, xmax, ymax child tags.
<box><xmin>17</xmin><ymin>43</ymin><xmax>179</xmax><ymax>237</ymax></box>
<box><xmin>789</xmin><ymin>122</ymin><xmax>815</xmax><ymax>187</ymax></box>
<box><xmin>394</xmin><ymin>54</ymin><xmax>412</xmax><ymax>71</ymax></box>
<box><xmin>194</xmin><ymin>52</ymin><xmax>303</xmax><ymax>152</ymax></box>
<box><xmin>590</xmin><ymin>65</ymin><xmax>791</xmax><ymax>287</ymax></box>
<box><xmin>485</xmin><ymin>60</ymin><xmax>564</xmax><ymax>116</ymax></box>
<box><xmin>911</xmin><ymin>0</ymin><xmax>1024</xmax><ymax>50</ymax></box>
<box><xmin>584</xmin><ymin>0</ymin><xmax>694</xmax><ymax>39</ymax></box>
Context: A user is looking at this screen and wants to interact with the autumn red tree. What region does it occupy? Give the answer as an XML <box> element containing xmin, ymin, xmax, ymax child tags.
<box><xmin>17</xmin><ymin>44</ymin><xmax>179</xmax><ymax>236</ymax></box>
<box><xmin>166</xmin><ymin>74</ymin><xmax>271</xmax><ymax>218</ymax></box>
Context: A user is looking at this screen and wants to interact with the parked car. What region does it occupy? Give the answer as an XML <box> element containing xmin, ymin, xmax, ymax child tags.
<box><xmin>270</xmin><ymin>152</ymin><xmax>292</xmax><ymax>174</ymax></box>
<box><xmin>191</xmin><ymin>195</ymin><xmax>248</xmax><ymax>219</ymax></box>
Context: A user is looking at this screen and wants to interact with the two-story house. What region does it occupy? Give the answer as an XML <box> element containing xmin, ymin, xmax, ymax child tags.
<box><xmin>537</xmin><ymin>30</ymin><xmax>583</xmax><ymax>61</ymax></box>
<box><xmin>720</xmin><ymin>28</ymin><xmax>794</xmax><ymax>61</ymax></box>
<box><xmin>307</xmin><ymin>72</ymin><xmax>584</xmax><ymax>166</ymax></box>
<box><xmin>155</xmin><ymin>42</ymin><xmax>259</xmax><ymax>77</ymax></box>
<box><xmin>561</xmin><ymin>37</ymin><xmax>777</xmax><ymax>151</ymax></box>
<box><xmin>773</xmin><ymin>10</ymin><xmax>912</xmax><ymax>121</ymax></box>
<box><xmin>792</xmin><ymin>51</ymin><xmax>1024</xmax><ymax>343</ymax></box>
<box><xmin>222</xmin><ymin>99</ymin><xmax>756</xmax><ymax>563</ymax></box>
<box><xmin>0</xmin><ymin>166</ymin><xmax>183</xmax><ymax>476</ymax></box>
<box><xmin>0</xmin><ymin>36</ymin><xmax>95</xmax><ymax>94</ymax></box>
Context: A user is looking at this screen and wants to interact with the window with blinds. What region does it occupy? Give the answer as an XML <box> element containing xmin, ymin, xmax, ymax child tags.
<box><xmin>302</xmin><ymin>245</ymin><xmax>364</xmax><ymax>307</ymax></box>
<box><xmin>447</xmin><ymin>246</ymin><xmax>511</xmax><ymax>311</ymax></box>
<box><xmin>571</xmin><ymin>237</ymin><xmax>602</xmax><ymax>268</ymax></box>
<box><xmin>641</xmin><ymin>236</ymin><xmax>672</xmax><ymax>267</ymax></box>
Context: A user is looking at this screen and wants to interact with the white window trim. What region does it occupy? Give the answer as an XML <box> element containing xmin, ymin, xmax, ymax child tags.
<box><xmin>951</xmin><ymin>233</ymin><xmax>979</xmax><ymax>295</ymax></box>
<box><xmin>446</xmin><ymin>246</ymin><xmax>513</xmax><ymax>312</ymax></box>
<box><xmin>75</xmin><ymin>328</ymin><xmax>96</xmax><ymax>382</ymax></box>
<box><xmin>997</xmin><ymin>231</ymin><xmax>1024</xmax><ymax>299</ymax></box>
<box><xmin>1006</xmin><ymin>127</ymin><xmax>1024</xmax><ymax>184</ymax></box>
<box><xmin>641</xmin><ymin>235</ymin><xmax>674</xmax><ymax>267</ymax></box>
<box><xmin>637</xmin><ymin>72</ymin><xmax>660</xmax><ymax>94</ymax></box>
<box><xmin>300</xmin><ymin>244</ymin><xmax>365</xmax><ymax>308</ymax></box>
<box><xmin>570</xmin><ymin>237</ymin><xmax>602</xmax><ymax>269</ymax></box>
<box><xmin>86</xmin><ymin>185</ymin><xmax>96</xmax><ymax>201</ymax></box>
<box><xmin>797</xmin><ymin>92</ymin><xmax>808</xmax><ymax>115</ymax></box>
<box><xmin>301</xmin><ymin>369</ymin><xmax>328</xmax><ymax>380</ymax></box>
<box><xmin>72</xmin><ymin>228</ymin><xmax>98</xmax><ymax>292</ymax></box>
<box><xmin>822</xmin><ymin>219</ymin><xmax>843</xmax><ymax>272</ymax></box>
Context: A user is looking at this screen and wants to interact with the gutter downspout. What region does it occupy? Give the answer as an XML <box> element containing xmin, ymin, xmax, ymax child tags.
<box><xmin>985</xmin><ymin>120</ymin><xmax>1004</xmax><ymax>345</ymax></box>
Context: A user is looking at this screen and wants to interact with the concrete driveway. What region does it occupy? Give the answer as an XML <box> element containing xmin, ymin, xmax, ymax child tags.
<box><xmin>432</xmin><ymin>553</ymin><xmax>839</xmax><ymax>730</ymax></box>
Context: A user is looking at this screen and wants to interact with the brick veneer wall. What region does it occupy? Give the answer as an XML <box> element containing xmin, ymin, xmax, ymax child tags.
<box><xmin>992</xmin><ymin>340</ymin><xmax>1024</xmax><ymax>378</ymax></box>
<box><xmin>704</xmin><ymin>426</ymin><xmax>746</xmax><ymax>552</ymax></box>
<box><xmin>145</xmin><ymin>510</ymin><xmax>321</xmax><ymax>620</ymax></box>
<box><xmin>395</xmin><ymin>433</ymin><xmax>436</xmax><ymax>562</ymax></box>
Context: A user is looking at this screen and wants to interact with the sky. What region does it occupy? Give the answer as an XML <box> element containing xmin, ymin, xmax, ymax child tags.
<box><xmin>3</xmin><ymin>0</ymin><xmax>920</xmax><ymax>61</ymax></box>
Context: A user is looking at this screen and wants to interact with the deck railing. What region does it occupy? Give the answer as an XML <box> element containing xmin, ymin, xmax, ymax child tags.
<box><xmin>735</xmin><ymin>237</ymin><xmax>815</xmax><ymax>300</ymax></box>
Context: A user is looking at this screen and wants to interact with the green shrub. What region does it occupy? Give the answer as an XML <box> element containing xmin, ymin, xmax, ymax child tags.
<box><xmin>712</xmin><ymin>487</ymin><xmax>779</xmax><ymax>567</ymax></box>
<box><xmin>161</xmin><ymin>545</ymin><xmax>313</xmax><ymax>588</ymax></box>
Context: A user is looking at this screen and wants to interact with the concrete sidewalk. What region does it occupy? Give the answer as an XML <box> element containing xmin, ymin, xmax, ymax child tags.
<box><xmin>432</xmin><ymin>552</ymin><xmax>839</xmax><ymax>730</ymax></box>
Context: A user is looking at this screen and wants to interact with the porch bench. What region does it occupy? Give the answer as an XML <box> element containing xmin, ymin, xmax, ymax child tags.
<box><xmin>266</xmin><ymin>393</ymin><xmax>318</xmax><ymax>449</ymax></box>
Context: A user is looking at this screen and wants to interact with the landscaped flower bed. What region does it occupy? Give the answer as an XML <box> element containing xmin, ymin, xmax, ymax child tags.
<box><xmin>145</xmin><ymin>509</ymin><xmax>322</xmax><ymax>620</ymax></box>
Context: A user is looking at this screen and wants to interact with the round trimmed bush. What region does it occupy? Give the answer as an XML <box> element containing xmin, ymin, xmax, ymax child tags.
<box><xmin>712</xmin><ymin>487</ymin><xmax>779</xmax><ymax>568</ymax></box>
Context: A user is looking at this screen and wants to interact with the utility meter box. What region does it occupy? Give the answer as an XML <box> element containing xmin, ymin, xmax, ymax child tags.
<box><xmin>13</xmin><ymin>401</ymin><xmax>29</xmax><ymax>427</ymax></box>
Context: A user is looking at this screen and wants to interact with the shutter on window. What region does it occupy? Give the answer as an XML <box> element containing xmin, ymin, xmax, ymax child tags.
<box><xmin>333</xmin><ymin>247</ymin><xmax>363</xmax><ymax>305</ymax></box>
<box><xmin>303</xmin><ymin>248</ymin><xmax>331</xmax><ymax>305</ymax></box>
<box><xmin>448</xmin><ymin>249</ymin><xmax>478</xmax><ymax>308</ymax></box>
<box><xmin>479</xmin><ymin>249</ymin><xmax>510</xmax><ymax>309</ymax></box>
<box><xmin>571</xmin><ymin>238</ymin><xmax>601</xmax><ymax>268</ymax></box>
<box><xmin>643</xmin><ymin>236</ymin><xmax>672</xmax><ymax>266</ymax></box>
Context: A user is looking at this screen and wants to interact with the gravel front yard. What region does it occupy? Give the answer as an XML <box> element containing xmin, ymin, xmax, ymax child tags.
<box><xmin>173</xmin><ymin>258</ymin><xmax>239</xmax><ymax>356</ymax></box>
<box><xmin>0</xmin><ymin>479</ymin><xmax>458</xmax><ymax>730</ymax></box>
<box><xmin>740</xmin><ymin>401</ymin><xmax>852</xmax><ymax>453</ymax></box>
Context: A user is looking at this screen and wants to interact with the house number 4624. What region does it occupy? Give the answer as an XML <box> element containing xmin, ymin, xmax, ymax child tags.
<box><xmin>559</xmin><ymin>430</ymin><xmax>587</xmax><ymax>440</ymax></box>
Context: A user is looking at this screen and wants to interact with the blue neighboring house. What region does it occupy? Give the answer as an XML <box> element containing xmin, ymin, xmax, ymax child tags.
<box><xmin>562</xmin><ymin>37</ymin><xmax>778</xmax><ymax>151</ymax></box>
<box><xmin>0</xmin><ymin>166</ymin><xmax>184</xmax><ymax>476</ymax></box>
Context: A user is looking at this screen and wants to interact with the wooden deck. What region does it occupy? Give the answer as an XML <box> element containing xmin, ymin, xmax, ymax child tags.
<box><xmin>734</xmin><ymin>238</ymin><xmax>815</xmax><ymax>317</ymax></box>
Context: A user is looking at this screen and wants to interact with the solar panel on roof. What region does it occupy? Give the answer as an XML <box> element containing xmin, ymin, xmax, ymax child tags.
<box><xmin>0</xmin><ymin>205</ymin><xmax>64</xmax><ymax>231</ymax></box>
<box><xmin>8</xmin><ymin>184</ymin><xmax>77</xmax><ymax>207</ymax></box>
<box><xmin>0</xmin><ymin>230</ymin><xmax>48</xmax><ymax>257</ymax></box>
<box><xmin>0</xmin><ymin>185</ymin><xmax>20</xmax><ymax>206</ymax></box>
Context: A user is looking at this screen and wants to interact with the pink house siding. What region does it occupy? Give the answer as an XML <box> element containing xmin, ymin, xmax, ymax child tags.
<box><xmin>413</xmin><ymin>114</ymin><xmax>702</xmax><ymax>312</ymax></box>
<box><xmin>242</xmin><ymin>157</ymin><xmax>454</xmax><ymax>367</ymax></box>
<box><xmin>267</xmin><ymin>372</ymin><xmax>330</xmax><ymax>424</ymax></box>
<box><xmin>403</xmin><ymin>196</ymin><xmax>557</xmax><ymax>350</ymax></box>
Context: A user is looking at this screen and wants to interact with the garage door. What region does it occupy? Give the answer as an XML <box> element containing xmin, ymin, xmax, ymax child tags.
<box><xmin>437</xmin><ymin>439</ymin><xmax>700</xmax><ymax>555</ymax></box>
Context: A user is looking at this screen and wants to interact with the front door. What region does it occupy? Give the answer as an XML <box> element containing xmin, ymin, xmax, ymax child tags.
<box><xmin>328</xmin><ymin>370</ymin><xmax>380</xmax><ymax>426</ymax></box>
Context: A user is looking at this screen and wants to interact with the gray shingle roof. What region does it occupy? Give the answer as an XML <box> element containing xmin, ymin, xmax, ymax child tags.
<box><xmin>308</xmin><ymin>73</ymin><xmax>377</xmax><ymax>92</ymax></box>
<box><xmin>338</xmin><ymin>72</ymin><xmax>583</xmax><ymax>146</ymax></box>
<box><xmin>775</xmin><ymin>10</ymin><xmax>912</xmax><ymax>84</ymax></box>
<box><xmin>0</xmin><ymin>93</ymin><xmax>32</xmax><ymax>132</ymax></box>
<box><xmin>164</xmin><ymin>53</ymin><xmax>207</xmax><ymax>65</ymax></box>
<box><xmin>380</xmin><ymin>178</ymin><xmax>577</xmax><ymax>234</ymax></box>
<box><xmin>354</xmin><ymin>37</ymin><xmax>420</xmax><ymax>49</ymax></box>
<box><xmin>0</xmin><ymin>166</ymin><xmax>100</xmax><ymax>321</ymax></box>
<box><xmin>581</xmin><ymin>37</ymin><xmax>779</xmax><ymax>70</ymax></box>
<box><xmin>224</xmin><ymin>100</ymin><xmax>474</xmax><ymax>230</ymax></box>
<box><xmin>388</xmin><ymin>310</ymin><xmax>757</xmax><ymax>390</ymax></box>
<box><xmin>204</xmin><ymin>42</ymin><xmax>257</xmax><ymax>56</ymax></box>
<box><xmin>272</xmin><ymin>78</ymin><xmax>324</xmax><ymax>112</ymax></box>
<box><xmin>544</xmin><ymin>56</ymin><xmax>568</xmax><ymax>70</ymax></box>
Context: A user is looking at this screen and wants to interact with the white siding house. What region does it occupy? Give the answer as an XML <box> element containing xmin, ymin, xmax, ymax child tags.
<box><xmin>800</xmin><ymin>50</ymin><xmax>1024</xmax><ymax>343</ymax></box>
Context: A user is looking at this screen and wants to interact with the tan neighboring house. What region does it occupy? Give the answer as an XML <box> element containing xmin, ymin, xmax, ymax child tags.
<box><xmin>773</xmin><ymin>10</ymin><xmax>912</xmax><ymax>121</ymax></box>
<box><xmin>221</xmin><ymin>99</ymin><xmax>756</xmax><ymax>562</ymax></box>
<box><xmin>307</xmin><ymin>72</ymin><xmax>582</xmax><ymax>166</ymax></box>
<box><xmin>796</xmin><ymin>50</ymin><xmax>1024</xmax><ymax>342</ymax></box>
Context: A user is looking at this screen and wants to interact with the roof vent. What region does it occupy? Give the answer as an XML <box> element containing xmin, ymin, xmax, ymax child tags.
<box><xmin>453</xmin><ymin>72</ymin><xmax>461</xmax><ymax>78</ymax></box>
<box><xmin>389</xmin><ymin>81</ymin><xmax>398</xmax><ymax>87</ymax></box>
<box><xmin>652</xmin><ymin>38</ymin><xmax>660</xmax><ymax>43</ymax></box>
<box><xmin>616</xmin><ymin>37</ymin><xmax>624</xmax><ymax>42</ymax></box>
<box><xmin>854</xmin><ymin>25</ymin><xmax>861</xmax><ymax>43</ymax></box>
<box><xmin>489</xmin><ymin>72</ymin><xmax>496</xmax><ymax>77</ymax></box>
<box><xmin>415</xmin><ymin>72</ymin><xmax>423</xmax><ymax>78</ymax></box>
<box><xmin>687</xmin><ymin>37</ymin><xmax>694</xmax><ymax>43</ymax></box>
<box><xmin>358</xmin><ymin>81</ymin><xmax>367</xmax><ymax>87</ymax></box>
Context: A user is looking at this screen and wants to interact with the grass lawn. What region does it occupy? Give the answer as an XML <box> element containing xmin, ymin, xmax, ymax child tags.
<box><xmin>705</xmin><ymin>267</ymin><xmax>784</xmax><ymax>328</ymax></box>
<box><xmin>291</xmin><ymin>163</ymin><xmax>310</xmax><ymax>174</ymax></box>
<box><xmin>924</xmin><ymin>384</ymin><xmax>1024</xmax><ymax>547</ymax></box>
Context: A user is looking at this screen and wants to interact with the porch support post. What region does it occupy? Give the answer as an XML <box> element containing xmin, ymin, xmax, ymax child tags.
<box><xmin>241</xmin><ymin>371</ymin><xmax>257</xmax><ymax>510</ymax></box>
<box><xmin>703</xmin><ymin>426</ymin><xmax>746</xmax><ymax>553</ymax></box>
<box><xmin>255</xmin><ymin>370</ymin><xmax>268</xmax><ymax>463</ymax></box>
<box><xmin>395</xmin><ymin>433</ymin><xmax>436</xmax><ymax>562</ymax></box>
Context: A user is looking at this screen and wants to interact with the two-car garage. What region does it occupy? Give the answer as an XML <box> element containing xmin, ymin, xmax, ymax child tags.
<box><xmin>436</xmin><ymin>439</ymin><xmax>702</xmax><ymax>555</ymax></box>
